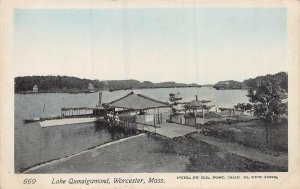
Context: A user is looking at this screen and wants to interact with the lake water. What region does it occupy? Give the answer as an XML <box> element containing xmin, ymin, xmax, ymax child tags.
<box><xmin>15</xmin><ymin>87</ymin><xmax>248</xmax><ymax>172</ymax></box>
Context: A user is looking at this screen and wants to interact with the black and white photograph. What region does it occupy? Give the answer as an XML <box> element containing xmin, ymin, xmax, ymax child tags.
<box><xmin>1</xmin><ymin>0</ymin><xmax>299</xmax><ymax>188</ymax></box>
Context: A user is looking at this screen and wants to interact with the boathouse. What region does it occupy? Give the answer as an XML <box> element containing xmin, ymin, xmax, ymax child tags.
<box><xmin>107</xmin><ymin>92</ymin><xmax>170</xmax><ymax>126</ymax></box>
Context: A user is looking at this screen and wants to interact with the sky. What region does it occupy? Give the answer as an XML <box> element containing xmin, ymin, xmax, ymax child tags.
<box><xmin>14</xmin><ymin>8</ymin><xmax>287</xmax><ymax>84</ymax></box>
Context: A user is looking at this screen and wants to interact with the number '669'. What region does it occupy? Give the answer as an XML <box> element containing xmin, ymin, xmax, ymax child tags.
<box><xmin>23</xmin><ymin>179</ymin><xmax>36</xmax><ymax>184</ymax></box>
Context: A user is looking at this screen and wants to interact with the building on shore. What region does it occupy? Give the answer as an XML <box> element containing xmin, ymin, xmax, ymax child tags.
<box><xmin>107</xmin><ymin>92</ymin><xmax>170</xmax><ymax>126</ymax></box>
<box><xmin>32</xmin><ymin>85</ymin><xmax>38</xmax><ymax>93</ymax></box>
<box><xmin>88</xmin><ymin>83</ymin><xmax>95</xmax><ymax>93</ymax></box>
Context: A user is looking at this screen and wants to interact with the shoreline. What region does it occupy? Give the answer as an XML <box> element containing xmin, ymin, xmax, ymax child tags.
<box><xmin>15</xmin><ymin>85</ymin><xmax>205</xmax><ymax>94</ymax></box>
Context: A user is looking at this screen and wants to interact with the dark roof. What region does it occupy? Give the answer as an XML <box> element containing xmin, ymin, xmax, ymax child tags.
<box><xmin>61</xmin><ymin>107</ymin><xmax>104</xmax><ymax>111</ymax></box>
<box><xmin>184</xmin><ymin>100</ymin><xmax>214</xmax><ymax>110</ymax></box>
<box><xmin>108</xmin><ymin>92</ymin><xmax>170</xmax><ymax>110</ymax></box>
<box><xmin>188</xmin><ymin>100</ymin><xmax>212</xmax><ymax>107</ymax></box>
<box><xmin>189</xmin><ymin>100</ymin><xmax>204</xmax><ymax>107</ymax></box>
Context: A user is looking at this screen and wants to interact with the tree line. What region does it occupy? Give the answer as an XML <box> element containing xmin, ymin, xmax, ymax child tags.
<box><xmin>213</xmin><ymin>72</ymin><xmax>287</xmax><ymax>91</ymax></box>
<box><xmin>15</xmin><ymin>72</ymin><xmax>287</xmax><ymax>93</ymax></box>
<box><xmin>243</xmin><ymin>72</ymin><xmax>287</xmax><ymax>91</ymax></box>
<box><xmin>15</xmin><ymin>76</ymin><xmax>104</xmax><ymax>93</ymax></box>
<box><xmin>14</xmin><ymin>76</ymin><xmax>200</xmax><ymax>93</ymax></box>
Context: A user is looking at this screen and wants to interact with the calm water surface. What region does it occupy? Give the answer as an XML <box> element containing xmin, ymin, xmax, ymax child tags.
<box><xmin>15</xmin><ymin>87</ymin><xmax>248</xmax><ymax>172</ymax></box>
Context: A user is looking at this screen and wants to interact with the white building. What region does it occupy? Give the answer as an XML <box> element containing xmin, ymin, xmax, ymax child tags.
<box><xmin>32</xmin><ymin>85</ymin><xmax>38</xmax><ymax>93</ymax></box>
<box><xmin>88</xmin><ymin>83</ymin><xmax>95</xmax><ymax>92</ymax></box>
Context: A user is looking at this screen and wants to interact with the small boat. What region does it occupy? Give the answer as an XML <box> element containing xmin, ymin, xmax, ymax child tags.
<box><xmin>23</xmin><ymin>117</ymin><xmax>41</xmax><ymax>123</ymax></box>
<box><xmin>24</xmin><ymin>104</ymin><xmax>45</xmax><ymax>124</ymax></box>
<box><xmin>169</xmin><ymin>93</ymin><xmax>182</xmax><ymax>102</ymax></box>
<box><xmin>219</xmin><ymin>107</ymin><xmax>231</xmax><ymax>111</ymax></box>
<box><xmin>39</xmin><ymin>117</ymin><xmax>100</xmax><ymax>127</ymax></box>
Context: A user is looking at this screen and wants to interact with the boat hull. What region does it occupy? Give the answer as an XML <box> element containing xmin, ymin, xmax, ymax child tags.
<box><xmin>24</xmin><ymin>118</ymin><xmax>40</xmax><ymax>123</ymax></box>
<box><xmin>39</xmin><ymin>117</ymin><xmax>100</xmax><ymax>127</ymax></box>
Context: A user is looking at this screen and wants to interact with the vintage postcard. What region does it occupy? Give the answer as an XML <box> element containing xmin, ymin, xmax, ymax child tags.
<box><xmin>1</xmin><ymin>0</ymin><xmax>300</xmax><ymax>188</ymax></box>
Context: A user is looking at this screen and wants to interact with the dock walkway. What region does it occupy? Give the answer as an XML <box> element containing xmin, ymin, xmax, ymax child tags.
<box><xmin>137</xmin><ymin>122</ymin><xmax>197</xmax><ymax>138</ymax></box>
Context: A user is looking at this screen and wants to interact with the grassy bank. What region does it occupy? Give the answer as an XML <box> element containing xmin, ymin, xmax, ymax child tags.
<box><xmin>200</xmin><ymin>118</ymin><xmax>288</xmax><ymax>153</ymax></box>
<box><xmin>158</xmin><ymin>134</ymin><xmax>286</xmax><ymax>172</ymax></box>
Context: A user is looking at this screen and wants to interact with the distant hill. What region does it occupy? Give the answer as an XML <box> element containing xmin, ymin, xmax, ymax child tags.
<box><xmin>14</xmin><ymin>76</ymin><xmax>201</xmax><ymax>94</ymax></box>
<box><xmin>213</xmin><ymin>72</ymin><xmax>288</xmax><ymax>91</ymax></box>
<box><xmin>213</xmin><ymin>80</ymin><xmax>243</xmax><ymax>90</ymax></box>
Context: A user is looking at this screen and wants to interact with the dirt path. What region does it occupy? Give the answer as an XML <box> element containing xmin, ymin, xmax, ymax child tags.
<box><xmin>189</xmin><ymin>132</ymin><xmax>288</xmax><ymax>169</ymax></box>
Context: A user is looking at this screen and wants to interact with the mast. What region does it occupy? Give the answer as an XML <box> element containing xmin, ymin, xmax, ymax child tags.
<box><xmin>42</xmin><ymin>104</ymin><xmax>45</xmax><ymax>118</ymax></box>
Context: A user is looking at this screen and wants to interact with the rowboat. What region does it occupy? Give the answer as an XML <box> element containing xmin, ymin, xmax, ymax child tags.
<box><xmin>23</xmin><ymin>117</ymin><xmax>41</xmax><ymax>123</ymax></box>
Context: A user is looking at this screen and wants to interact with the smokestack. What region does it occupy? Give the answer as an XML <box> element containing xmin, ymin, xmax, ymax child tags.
<box><xmin>195</xmin><ymin>95</ymin><xmax>198</xmax><ymax>101</ymax></box>
<box><xmin>98</xmin><ymin>92</ymin><xmax>102</xmax><ymax>106</ymax></box>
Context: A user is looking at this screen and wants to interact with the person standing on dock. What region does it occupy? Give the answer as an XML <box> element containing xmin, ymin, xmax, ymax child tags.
<box><xmin>114</xmin><ymin>113</ymin><xmax>120</xmax><ymax>124</ymax></box>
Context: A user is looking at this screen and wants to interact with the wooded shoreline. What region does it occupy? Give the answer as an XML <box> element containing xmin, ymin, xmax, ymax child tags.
<box><xmin>14</xmin><ymin>72</ymin><xmax>287</xmax><ymax>94</ymax></box>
